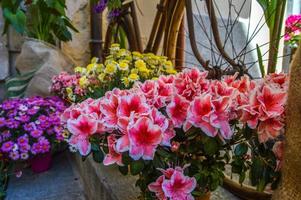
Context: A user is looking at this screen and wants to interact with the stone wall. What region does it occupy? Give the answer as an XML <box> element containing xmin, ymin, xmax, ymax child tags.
<box><xmin>62</xmin><ymin>0</ymin><xmax>91</xmax><ymax>67</ymax></box>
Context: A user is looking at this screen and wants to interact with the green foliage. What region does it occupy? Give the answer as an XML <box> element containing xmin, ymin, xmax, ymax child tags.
<box><xmin>256</xmin><ymin>0</ymin><xmax>287</xmax><ymax>73</ymax></box>
<box><xmin>256</xmin><ymin>44</ymin><xmax>265</xmax><ymax>77</ymax></box>
<box><xmin>1</xmin><ymin>0</ymin><xmax>77</xmax><ymax>44</ymax></box>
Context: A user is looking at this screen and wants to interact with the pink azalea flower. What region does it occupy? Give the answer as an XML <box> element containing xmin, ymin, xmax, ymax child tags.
<box><xmin>103</xmin><ymin>135</ymin><xmax>123</xmax><ymax>166</ymax></box>
<box><xmin>67</xmin><ymin>114</ymin><xmax>98</xmax><ymax>155</ymax></box>
<box><xmin>210</xmin><ymin>97</ymin><xmax>233</xmax><ymax>139</ymax></box>
<box><xmin>100</xmin><ymin>93</ymin><xmax>119</xmax><ymax>128</ymax></box>
<box><xmin>174</xmin><ymin>68</ymin><xmax>208</xmax><ymax>101</ymax></box>
<box><xmin>187</xmin><ymin>94</ymin><xmax>217</xmax><ymax>137</ymax></box>
<box><xmin>166</xmin><ymin>94</ymin><xmax>190</xmax><ymax>128</ymax></box>
<box><xmin>117</xmin><ymin>94</ymin><xmax>150</xmax><ymax>119</ymax></box>
<box><xmin>273</xmin><ymin>141</ymin><xmax>284</xmax><ymax>171</ymax></box>
<box><xmin>148</xmin><ymin>176</ymin><xmax>167</xmax><ymax>200</ymax></box>
<box><xmin>162</xmin><ymin>170</ymin><xmax>196</xmax><ymax>200</ymax></box>
<box><xmin>257</xmin><ymin>86</ymin><xmax>287</xmax><ymax>120</ymax></box>
<box><xmin>128</xmin><ymin>117</ymin><xmax>162</xmax><ymax>160</ymax></box>
<box><xmin>257</xmin><ymin>118</ymin><xmax>284</xmax><ymax>143</ymax></box>
<box><xmin>135</xmin><ymin>80</ymin><xmax>158</xmax><ymax>105</ymax></box>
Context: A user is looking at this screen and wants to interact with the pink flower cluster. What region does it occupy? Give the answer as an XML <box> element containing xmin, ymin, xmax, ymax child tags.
<box><xmin>51</xmin><ymin>72</ymin><xmax>85</xmax><ymax>101</ymax></box>
<box><xmin>285</xmin><ymin>14</ymin><xmax>301</xmax><ymax>42</ymax></box>
<box><xmin>148</xmin><ymin>167</ymin><xmax>196</xmax><ymax>200</ymax></box>
<box><xmin>62</xmin><ymin>68</ymin><xmax>288</xmax><ymax>166</ymax></box>
<box><xmin>0</xmin><ymin>96</ymin><xmax>66</xmax><ymax>161</ymax></box>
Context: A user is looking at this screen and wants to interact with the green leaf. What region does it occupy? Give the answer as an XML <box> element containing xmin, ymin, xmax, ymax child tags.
<box><xmin>92</xmin><ymin>150</ymin><xmax>104</xmax><ymax>163</ymax></box>
<box><xmin>118</xmin><ymin>165</ymin><xmax>128</xmax><ymax>175</ymax></box>
<box><xmin>256</xmin><ymin>44</ymin><xmax>265</xmax><ymax>77</ymax></box>
<box><xmin>3</xmin><ymin>8</ymin><xmax>26</xmax><ymax>34</ymax></box>
<box><xmin>234</xmin><ymin>143</ymin><xmax>248</xmax><ymax>156</ymax></box>
<box><xmin>122</xmin><ymin>153</ymin><xmax>132</xmax><ymax>165</ymax></box>
<box><xmin>203</xmin><ymin>138</ymin><xmax>218</xmax><ymax>156</ymax></box>
<box><xmin>250</xmin><ymin>157</ymin><xmax>265</xmax><ymax>186</ymax></box>
<box><xmin>130</xmin><ymin>160</ymin><xmax>144</xmax><ymax>175</ymax></box>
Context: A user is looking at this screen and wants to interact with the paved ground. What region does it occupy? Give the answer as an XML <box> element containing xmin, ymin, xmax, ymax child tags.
<box><xmin>6</xmin><ymin>152</ymin><xmax>85</xmax><ymax>200</ymax></box>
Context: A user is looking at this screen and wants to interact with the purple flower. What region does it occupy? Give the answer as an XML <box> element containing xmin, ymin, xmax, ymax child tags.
<box><xmin>94</xmin><ymin>0</ymin><xmax>108</xmax><ymax>13</ymax></box>
<box><xmin>0</xmin><ymin>117</ymin><xmax>6</xmax><ymax>127</ymax></box>
<box><xmin>38</xmin><ymin>138</ymin><xmax>50</xmax><ymax>153</ymax></box>
<box><xmin>18</xmin><ymin>115</ymin><xmax>30</xmax><ymax>123</ymax></box>
<box><xmin>108</xmin><ymin>9</ymin><xmax>121</xmax><ymax>20</ymax></box>
<box><xmin>6</xmin><ymin>118</ymin><xmax>20</xmax><ymax>129</ymax></box>
<box><xmin>9</xmin><ymin>151</ymin><xmax>20</xmax><ymax>160</ymax></box>
<box><xmin>23</xmin><ymin>122</ymin><xmax>36</xmax><ymax>132</ymax></box>
<box><xmin>38</xmin><ymin>115</ymin><xmax>48</xmax><ymax>123</ymax></box>
<box><xmin>18</xmin><ymin>104</ymin><xmax>28</xmax><ymax>111</ymax></box>
<box><xmin>15</xmin><ymin>170</ymin><xmax>23</xmax><ymax>178</ymax></box>
<box><xmin>2</xmin><ymin>130</ymin><xmax>11</xmax><ymax>140</ymax></box>
<box><xmin>30</xmin><ymin>129</ymin><xmax>43</xmax><ymax>138</ymax></box>
<box><xmin>17</xmin><ymin>135</ymin><xmax>29</xmax><ymax>146</ymax></box>
<box><xmin>2</xmin><ymin>101</ymin><xmax>15</xmax><ymax>110</ymax></box>
<box><xmin>1</xmin><ymin>141</ymin><xmax>14</xmax><ymax>152</ymax></box>
<box><xmin>31</xmin><ymin>143</ymin><xmax>41</xmax><ymax>155</ymax></box>
<box><xmin>27</xmin><ymin>108</ymin><xmax>38</xmax><ymax>115</ymax></box>
<box><xmin>19</xmin><ymin>144</ymin><xmax>30</xmax><ymax>153</ymax></box>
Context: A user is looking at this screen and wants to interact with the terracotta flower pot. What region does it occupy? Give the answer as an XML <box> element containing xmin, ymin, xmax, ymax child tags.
<box><xmin>30</xmin><ymin>152</ymin><xmax>52</xmax><ymax>173</ymax></box>
<box><xmin>195</xmin><ymin>192</ymin><xmax>211</xmax><ymax>200</ymax></box>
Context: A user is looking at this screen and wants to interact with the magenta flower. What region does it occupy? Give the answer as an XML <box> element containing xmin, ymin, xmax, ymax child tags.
<box><xmin>103</xmin><ymin>135</ymin><xmax>123</xmax><ymax>166</ymax></box>
<box><xmin>0</xmin><ymin>117</ymin><xmax>6</xmax><ymax>127</ymax></box>
<box><xmin>148</xmin><ymin>176</ymin><xmax>167</xmax><ymax>200</ymax></box>
<box><xmin>9</xmin><ymin>151</ymin><xmax>20</xmax><ymax>160</ymax></box>
<box><xmin>67</xmin><ymin>114</ymin><xmax>98</xmax><ymax>155</ymax></box>
<box><xmin>30</xmin><ymin>129</ymin><xmax>43</xmax><ymax>138</ymax></box>
<box><xmin>17</xmin><ymin>135</ymin><xmax>29</xmax><ymax>146</ymax></box>
<box><xmin>162</xmin><ymin>170</ymin><xmax>196</xmax><ymax>200</ymax></box>
<box><xmin>1</xmin><ymin>141</ymin><xmax>14</xmax><ymax>152</ymax></box>
<box><xmin>187</xmin><ymin>94</ymin><xmax>217</xmax><ymax>137</ymax></box>
<box><xmin>166</xmin><ymin>94</ymin><xmax>190</xmax><ymax>128</ymax></box>
<box><xmin>128</xmin><ymin>117</ymin><xmax>162</xmax><ymax>160</ymax></box>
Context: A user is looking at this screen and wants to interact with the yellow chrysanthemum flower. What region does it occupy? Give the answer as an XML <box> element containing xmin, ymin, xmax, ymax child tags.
<box><xmin>135</xmin><ymin>60</ymin><xmax>147</xmax><ymax>69</ymax></box>
<box><xmin>91</xmin><ymin>57</ymin><xmax>99</xmax><ymax>63</ymax></box>
<box><xmin>165</xmin><ymin>60</ymin><xmax>173</xmax><ymax>68</ymax></box>
<box><xmin>118</xmin><ymin>61</ymin><xmax>129</xmax><ymax>71</ymax></box>
<box><xmin>166</xmin><ymin>68</ymin><xmax>177</xmax><ymax>74</ymax></box>
<box><xmin>104</xmin><ymin>63</ymin><xmax>117</xmax><ymax>74</ymax></box>
<box><xmin>128</xmin><ymin>73</ymin><xmax>139</xmax><ymax>82</ymax></box>
<box><xmin>98</xmin><ymin>73</ymin><xmax>106</xmax><ymax>81</ymax></box>
<box><xmin>74</xmin><ymin>66</ymin><xmax>84</xmax><ymax>73</ymax></box>
<box><xmin>96</xmin><ymin>64</ymin><xmax>104</xmax><ymax>73</ymax></box>
<box><xmin>86</xmin><ymin>63</ymin><xmax>95</xmax><ymax>72</ymax></box>
<box><xmin>121</xmin><ymin>77</ymin><xmax>130</xmax><ymax>87</ymax></box>
<box><xmin>79</xmin><ymin>76</ymin><xmax>89</xmax><ymax>88</ymax></box>
<box><xmin>152</xmin><ymin>77</ymin><xmax>158</xmax><ymax>80</ymax></box>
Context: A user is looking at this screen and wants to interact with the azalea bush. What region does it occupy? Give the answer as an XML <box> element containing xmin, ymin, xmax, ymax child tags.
<box><xmin>0</xmin><ymin>96</ymin><xmax>66</xmax><ymax>163</ymax></box>
<box><xmin>51</xmin><ymin>44</ymin><xmax>177</xmax><ymax>103</ymax></box>
<box><xmin>285</xmin><ymin>14</ymin><xmax>301</xmax><ymax>48</ymax></box>
<box><xmin>60</xmin><ymin>67</ymin><xmax>288</xmax><ymax>199</ymax></box>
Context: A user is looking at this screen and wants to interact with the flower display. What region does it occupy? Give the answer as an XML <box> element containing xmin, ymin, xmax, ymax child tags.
<box><xmin>0</xmin><ymin>96</ymin><xmax>66</xmax><ymax>162</ymax></box>
<box><xmin>51</xmin><ymin>44</ymin><xmax>177</xmax><ymax>103</ymax></box>
<box><xmin>61</xmin><ymin>68</ymin><xmax>288</xmax><ymax>198</ymax></box>
<box><xmin>285</xmin><ymin>14</ymin><xmax>301</xmax><ymax>48</ymax></box>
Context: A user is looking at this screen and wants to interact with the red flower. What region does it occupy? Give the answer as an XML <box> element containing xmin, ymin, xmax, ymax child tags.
<box><xmin>128</xmin><ymin>117</ymin><xmax>162</xmax><ymax>160</ymax></box>
<box><xmin>103</xmin><ymin>135</ymin><xmax>123</xmax><ymax>166</ymax></box>
<box><xmin>166</xmin><ymin>94</ymin><xmax>190</xmax><ymax>128</ymax></box>
<box><xmin>187</xmin><ymin>94</ymin><xmax>217</xmax><ymax>137</ymax></box>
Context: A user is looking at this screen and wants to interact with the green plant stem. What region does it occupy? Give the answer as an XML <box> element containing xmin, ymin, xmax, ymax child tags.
<box><xmin>267</xmin><ymin>0</ymin><xmax>287</xmax><ymax>73</ymax></box>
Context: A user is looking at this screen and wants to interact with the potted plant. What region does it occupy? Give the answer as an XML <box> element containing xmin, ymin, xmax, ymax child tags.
<box><xmin>51</xmin><ymin>44</ymin><xmax>177</xmax><ymax>103</ymax></box>
<box><xmin>0</xmin><ymin>96</ymin><xmax>66</xmax><ymax>173</ymax></box>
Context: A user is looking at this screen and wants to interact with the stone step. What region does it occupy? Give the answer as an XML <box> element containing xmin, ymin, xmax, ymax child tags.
<box><xmin>6</xmin><ymin>152</ymin><xmax>86</xmax><ymax>200</ymax></box>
